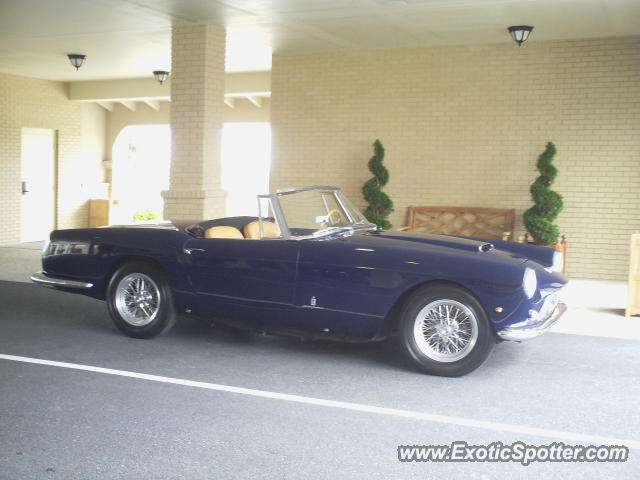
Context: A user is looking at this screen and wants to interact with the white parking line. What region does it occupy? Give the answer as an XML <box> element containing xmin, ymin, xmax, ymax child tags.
<box><xmin>2</xmin><ymin>353</ymin><xmax>639</xmax><ymax>450</ymax></box>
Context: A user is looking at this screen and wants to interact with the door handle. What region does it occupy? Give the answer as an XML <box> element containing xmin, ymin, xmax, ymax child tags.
<box><xmin>21</xmin><ymin>181</ymin><xmax>29</xmax><ymax>195</ymax></box>
<box><xmin>183</xmin><ymin>248</ymin><xmax>205</xmax><ymax>255</ymax></box>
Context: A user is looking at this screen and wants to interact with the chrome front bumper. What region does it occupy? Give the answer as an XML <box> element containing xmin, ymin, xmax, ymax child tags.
<box><xmin>30</xmin><ymin>271</ymin><xmax>93</xmax><ymax>290</ymax></box>
<box><xmin>497</xmin><ymin>294</ymin><xmax>567</xmax><ymax>342</ymax></box>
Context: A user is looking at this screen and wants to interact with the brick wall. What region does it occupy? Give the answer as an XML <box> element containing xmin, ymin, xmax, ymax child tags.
<box><xmin>271</xmin><ymin>36</ymin><xmax>640</xmax><ymax>280</ymax></box>
<box><xmin>0</xmin><ymin>72</ymin><xmax>105</xmax><ymax>245</ymax></box>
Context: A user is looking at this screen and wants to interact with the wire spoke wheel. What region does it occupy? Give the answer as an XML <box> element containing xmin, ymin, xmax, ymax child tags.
<box><xmin>413</xmin><ymin>299</ymin><xmax>479</xmax><ymax>363</ymax></box>
<box><xmin>114</xmin><ymin>273</ymin><xmax>161</xmax><ymax>327</ymax></box>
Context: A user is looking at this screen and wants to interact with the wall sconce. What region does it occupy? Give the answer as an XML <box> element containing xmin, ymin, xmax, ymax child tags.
<box><xmin>67</xmin><ymin>54</ymin><xmax>86</xmax><ymax>70</ymax></box>
<box><xmin>153</xmin><ymin>70</ymin><xmax>170</xmax><ymax>84</ymax></box>
<box><xmin>507</xmin><ymin>26</ymin><xmax>534</xmax><ymax>46</ymax></box>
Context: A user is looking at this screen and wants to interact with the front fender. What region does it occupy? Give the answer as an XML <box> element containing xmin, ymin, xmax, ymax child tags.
<box><xmin>465</xmin><ymin>236</ymin><xmax>558</xmax><ymax>269</ymax></box>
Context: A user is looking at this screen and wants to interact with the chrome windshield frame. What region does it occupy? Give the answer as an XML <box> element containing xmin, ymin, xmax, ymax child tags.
<box><xmin>274</xmin><ymin>185</ymin><xmax>340</xmax><ymax>196</ymax></box>
<box><xmin>257</xmin><ymin>194</ymin><xmax>291</xmax><ymax>239</ymax></box>
<box><xmin>257</xmin><ymin>186</ymin><xmax>376</xmax><ymax>240</ymax></box>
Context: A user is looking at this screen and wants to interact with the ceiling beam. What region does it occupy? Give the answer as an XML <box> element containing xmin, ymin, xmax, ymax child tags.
<box><xmin>69</xmin><ymin>77</ymin><xmax>169</xmax><ymax>102</ymax></box>
<box><xmin>225</xmin><ymin>71</ymin><xmax>270</xmax><ymax>96</ymax></box>
<box><xmin>120</xmin><ymin>101</ymin><xmax>137</xmax><ymax>111</ymax></box>
<box><xmin>143</xmin><ymin>99</ymin><xmax>161</xmax><ymax>111</ymax></box>
<box><xmin>69</xmin><ymin>71</ymin><xmax>270</xmax><ymax>103</ymax></box>
<box><xmin>224</xmin><ymin>98</ymin><xmax>235</xmax><ymax>109</ymax></box>
<box><xmin>246</xmin><ymin>96</ymin><xmax>263</xmax><ymax>108</ymax></box>
<box><xmin>96</xmin><ymin>101</ymin><xmax>114</xmax><ymax>112</ymax></box>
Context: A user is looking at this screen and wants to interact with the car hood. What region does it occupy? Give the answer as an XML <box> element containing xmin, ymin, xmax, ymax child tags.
<box><xmin>352</xmin><ymin>230</ymin><xmax>530</xmax><ymax>264</ymax></box>
<box><xmin>373</xmin><ymin>231</ymin><xmax>497</xmax><ymax>252</ymax></box>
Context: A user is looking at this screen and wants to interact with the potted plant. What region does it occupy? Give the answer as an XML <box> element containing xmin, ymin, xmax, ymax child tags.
<box><xmin>362</xmin><ymin>139</ymin><xmax>394</xmax><ymax>230</ymax></box>
<box><xmin>523</xmin><ymin>142</ymin><xmax>567</xmax><ymax>270</ymax></box>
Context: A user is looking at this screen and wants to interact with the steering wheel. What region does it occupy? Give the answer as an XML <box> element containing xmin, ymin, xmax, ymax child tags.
<box><xmin>325</xmin><ymin>208</ymin><xmax>342</xmax><ymax>226</ymax></box>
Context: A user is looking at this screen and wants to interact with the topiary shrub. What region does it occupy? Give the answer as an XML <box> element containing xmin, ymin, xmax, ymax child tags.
<box><xmin>523</xmin><ymin>142</ymin><xmax>564</xmax><ymax>245</ymax></box>
<box><xmin>362</xmin><ymin>139</ymin><xmax>394</xmax><ymax>230</ymax></box>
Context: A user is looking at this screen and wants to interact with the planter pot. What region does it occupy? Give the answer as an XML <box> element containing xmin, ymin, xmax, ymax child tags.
<box><xmin>512</xmin><ymin>233</ymin><xmax>567</xmax><ymax>274</ymax></box>
<box><xmin>548</xmin><ymin>235</ymin><xmax>567</xmax><ymax>274</ymax></box>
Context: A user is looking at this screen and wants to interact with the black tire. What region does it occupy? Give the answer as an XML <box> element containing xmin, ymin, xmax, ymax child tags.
<box><xmin>106</xmin><ymin>261</ymin><xmax>176</xmax><ymax>339</ymax></box>
<box><xmin>398</xmin><ymin>284</ymin><xmax>494</xmax><ymax>376</ymax></box>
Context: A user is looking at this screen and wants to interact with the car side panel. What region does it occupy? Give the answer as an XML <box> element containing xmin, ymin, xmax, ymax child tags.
<box><xmin>292</xmin><ymin>234</ymin><xmax>533</xmax><ymax>337</ymax></box>
<box><xmin>181</xmin><ymin>237</ymin><xmax>300</xmax><ymax>323</ymax></box>
<box><xmin>39</xmin><ymin>226</ymin><xmax>567</xmax><ymax>341</ymax></box>
<box><xmin>43</xmin><ymin>227</ymin><xmax>196</xmax><ymax>310</ymax></box>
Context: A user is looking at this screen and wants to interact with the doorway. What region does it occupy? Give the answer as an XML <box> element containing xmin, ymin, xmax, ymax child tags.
<box><xmin>20</xmin><ymin>128</ymin><xmax>56</xmax><ymax>242</ymax></box>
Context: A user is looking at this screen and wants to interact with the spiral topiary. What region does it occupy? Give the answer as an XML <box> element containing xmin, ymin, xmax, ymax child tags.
<box><xmin>523</xmin><ymin>142</ymin><xmax>564</xmax><ymax>245</ymax></box>
<box><xmin>362</xmin><ymin>139</ymin><xmax>394</xmax><ymax>230</ymax></box>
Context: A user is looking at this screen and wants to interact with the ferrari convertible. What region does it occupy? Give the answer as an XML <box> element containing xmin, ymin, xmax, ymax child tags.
<box><xmin>31</xmin><ymin>186</ymin><xmax>567</xmax><ymax>376</ymax></box>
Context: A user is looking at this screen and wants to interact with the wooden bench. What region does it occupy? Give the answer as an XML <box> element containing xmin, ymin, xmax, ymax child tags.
<box><xmin>398</xmin><ymin>206</ymin><xmax>515</xmax><ymax>240</ymax></box>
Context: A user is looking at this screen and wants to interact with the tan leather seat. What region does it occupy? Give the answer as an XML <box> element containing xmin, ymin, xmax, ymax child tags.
<box><xmin>204</xmin><ymin>226</ymin><xmax>244</xmax><ymax>239</ymax></box>
<box><xmin>243</xmin><ymin>220</ymin><xmax>280</xmax><ymax>239</ymax></box>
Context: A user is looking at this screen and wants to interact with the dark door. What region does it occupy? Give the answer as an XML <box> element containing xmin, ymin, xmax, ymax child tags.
<box><xmin>182</xmin><ymin>237</ymin><xmax>300</xmax><ymax>321</ymax></box>
<box><xmin>292</xmin><ymin>237</ymin><xmax>396</xmax><ymax>338</ymax></box>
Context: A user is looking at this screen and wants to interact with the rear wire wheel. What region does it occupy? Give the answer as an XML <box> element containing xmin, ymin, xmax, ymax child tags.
<box><xmin>106</xmin><ymin>261</ymin><xmax>176</xmax><ymax>339</ymax></box>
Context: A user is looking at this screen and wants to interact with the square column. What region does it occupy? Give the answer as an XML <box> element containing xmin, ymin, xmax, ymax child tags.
<box><xmin>162</xmin><ymin>25</ymin><xmax>227</xmax><ymax>222</ymax></box>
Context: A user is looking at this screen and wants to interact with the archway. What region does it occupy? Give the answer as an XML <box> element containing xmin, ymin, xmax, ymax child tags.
<box><xmin>111</xmin><ymin>125</ymin><xmax>171</xmax><ymax>223</ymax></box>
<box><xmin>111</xmin><ymin>122</ymin><xmax>270</xmax><ymax>223</ymax></box>
<box><xmin>221</xmin><ymin>122</ymin><xmax>271</xmax><ymax>216</ymax></box>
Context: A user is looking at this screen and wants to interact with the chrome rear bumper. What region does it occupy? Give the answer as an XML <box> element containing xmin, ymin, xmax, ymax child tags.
<box><xmin>30</xmin><ymin>271</ymin><xmax>93</xmax><ymax>290</ymax></box>
<box><xmin>497</xmin><ymin>301</ymin><xmax>567</xmax><ymax>342</ymax></box>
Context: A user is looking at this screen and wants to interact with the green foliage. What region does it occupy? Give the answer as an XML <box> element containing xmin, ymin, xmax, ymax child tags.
<box><xmin>362</xmin><ymin>139</ymin><xmax>394</xmax><ymax>230</ymax></box>
<box><xmin>133</xmin><ymin>209</ymin><xmax>161</xmax><ymax>222</ymax></box>
<box><xmin>523</xmin><ymin>142</ymin><xmax>564</xmax><ymax>245</ymax></box>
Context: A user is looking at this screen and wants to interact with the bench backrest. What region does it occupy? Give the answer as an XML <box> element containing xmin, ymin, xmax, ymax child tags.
<box><xmin>405</xmin><ymin>206</ymin><xmax>515</xmax><ymax>240</ymax></box>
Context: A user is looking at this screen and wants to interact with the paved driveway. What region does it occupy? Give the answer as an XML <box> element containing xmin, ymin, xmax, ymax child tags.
<box><xmin>0</xmin><ymin>279</ymin><xmax>638</xmax><ymax>479</ymax></box>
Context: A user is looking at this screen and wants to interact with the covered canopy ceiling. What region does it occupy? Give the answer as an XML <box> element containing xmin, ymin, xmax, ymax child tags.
<box><xmin>0</xmin><ymin>0</ymin><xmax>638</xmax><ymax>81</ymax></box>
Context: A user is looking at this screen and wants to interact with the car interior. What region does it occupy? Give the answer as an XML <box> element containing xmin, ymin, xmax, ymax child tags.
<box><xmin>186</xmin><ymin>216</ymin><xmax>281</xmax><ymax>240</ymax></box>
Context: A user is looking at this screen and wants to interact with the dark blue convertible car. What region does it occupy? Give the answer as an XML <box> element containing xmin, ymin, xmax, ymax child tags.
<box><xmin>32</xmin><ymin>186</ymin><xmax>567</xmax><ymax>376</ymax></box>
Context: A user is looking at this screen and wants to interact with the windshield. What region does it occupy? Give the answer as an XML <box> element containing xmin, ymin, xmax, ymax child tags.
<box><xmin>268</xmin><ymin>188</ymin><xmax>375</xmax><ymax>238</ymax></box>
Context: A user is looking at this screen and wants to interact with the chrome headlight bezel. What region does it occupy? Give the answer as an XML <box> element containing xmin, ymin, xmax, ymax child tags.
<box><xmin>43</xmin><ymin>241</ymin><xmax>90</xmax><ymax>257</ymax></box>
<box><xmin>523</xmin><ymin>267</ymin><xmax>537</xmax><ymax>299</ymax></box>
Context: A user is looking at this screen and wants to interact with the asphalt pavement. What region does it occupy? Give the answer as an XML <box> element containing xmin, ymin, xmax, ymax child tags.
<box><xmin>1</xmin><ymin>280</ymin><xmax>639</xmax><ymax>479</ymax></box>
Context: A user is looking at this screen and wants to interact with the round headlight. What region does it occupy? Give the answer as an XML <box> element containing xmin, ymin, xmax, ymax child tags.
<box><xmin>523</xmin><ymin>268</ymin><xmax>537</xmax><ymax>299</ymax></box>
<box><xmin>551</xmin><ymin>251</ymin><xmax>564</xmax><ymax>273</ymax></box>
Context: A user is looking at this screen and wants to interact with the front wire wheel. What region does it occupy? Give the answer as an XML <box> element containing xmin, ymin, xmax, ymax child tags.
<box><xmin>413</xmin><ymin>299</ymin><xmax>479</xmax><ymax>363</ymax></box>
<box><xmin>399</xmin><ymin>285</ymin><xmax>494</xmax><ymax>376</ymax></box>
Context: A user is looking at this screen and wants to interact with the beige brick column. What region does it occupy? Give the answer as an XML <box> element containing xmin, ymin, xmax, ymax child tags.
<box><xmin>162</xmin><ymin>25</ymin><xmax>226</xmax><ymax>222</ymax></box>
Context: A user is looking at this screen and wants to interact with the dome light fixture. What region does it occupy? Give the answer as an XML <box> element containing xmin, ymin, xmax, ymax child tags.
<box><xmin>67</xmin><ymin>53</ymin><xmax>86</xmax><ymax>70</ymax></box>
<box><xmin>153</xmin><ymin>70</ymin><xmax>170</xmax><ymax>85</ymax></box>
<box><xmin>507</xmin><ymin>25</ymin><xmax>534</xmax><ymax>46</ymax></box>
